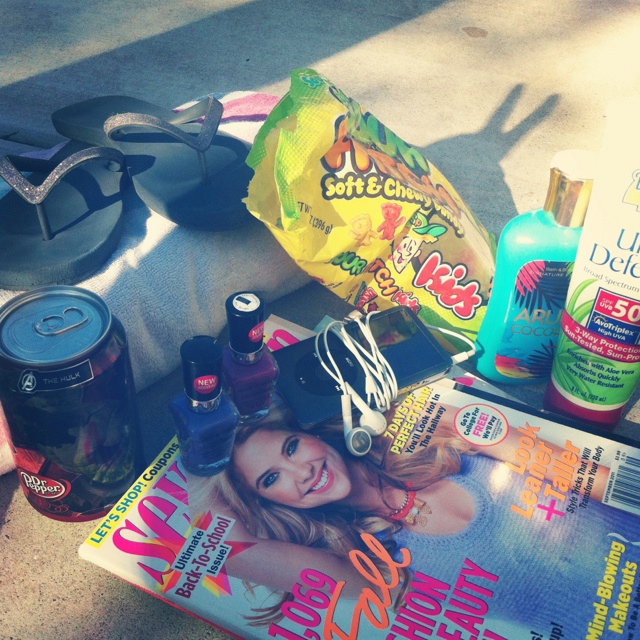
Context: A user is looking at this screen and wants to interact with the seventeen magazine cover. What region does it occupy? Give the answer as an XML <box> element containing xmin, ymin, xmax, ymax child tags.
<box><xmin>79</xmin><ymin>316</ymin><xmax>640</xmax><ymax>639</ymax></box>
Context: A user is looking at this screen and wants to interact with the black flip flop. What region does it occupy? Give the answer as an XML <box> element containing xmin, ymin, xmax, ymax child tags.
<box><xmin>52</xmin><ymin>96</ymin><xmax>253</xmax><ymax>231</ymax></box>
<box><xmin>0</xmin><ymin>144</ymin><xmax>127</xmax><ymax>290</ymax></box>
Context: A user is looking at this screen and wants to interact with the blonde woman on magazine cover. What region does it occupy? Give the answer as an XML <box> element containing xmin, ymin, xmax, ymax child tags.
<box><xmin>188</xmin><ymin>398</ymin><xmax>639</xmax><ymax>635</ymax></box>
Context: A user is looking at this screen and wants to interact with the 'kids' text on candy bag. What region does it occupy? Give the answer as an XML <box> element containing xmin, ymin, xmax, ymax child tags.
<box><xmin>245</xmin><ymin>69</ymin><xmax>496</xmax><ymax>340</ymax></box>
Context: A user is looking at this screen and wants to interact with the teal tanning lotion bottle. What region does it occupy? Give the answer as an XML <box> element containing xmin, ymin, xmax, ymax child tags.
<box><xmin>474</xmin><ymin>150</ymin><xmax>595</xmax><ymax>384</ymax></box>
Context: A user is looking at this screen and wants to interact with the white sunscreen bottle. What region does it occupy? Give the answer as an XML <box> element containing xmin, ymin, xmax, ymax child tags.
<box><xmin>545</xmin><ymin>96</ymin><xmax>640</xmax><ymax>429</ymax></box>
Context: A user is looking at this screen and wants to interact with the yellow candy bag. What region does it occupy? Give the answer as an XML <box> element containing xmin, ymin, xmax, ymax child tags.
<box><xmin>246</xmin><ymin>69</ymin><xmax>496</xmax><ymax>339</ymax></box>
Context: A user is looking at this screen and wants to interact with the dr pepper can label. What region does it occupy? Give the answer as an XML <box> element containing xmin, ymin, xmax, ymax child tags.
<box><xmin>0</xmin><ymin>286</ymin><xmax>142</xmax><ymax>522</ymax></box>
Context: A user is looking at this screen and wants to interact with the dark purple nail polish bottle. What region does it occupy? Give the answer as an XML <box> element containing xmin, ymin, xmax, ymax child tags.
<box><xmin>222</xmin><ymin>292</ymin><xmax>279</xmax><ymax>423</ymax></box>
<box><xmin>170</xmin><ymin>336</ymin><xmax>240</xmax><ymax>476</ymax></box>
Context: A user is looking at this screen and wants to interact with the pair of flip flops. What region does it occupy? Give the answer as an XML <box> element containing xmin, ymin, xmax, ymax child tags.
<box><xmin>0</xmin><ymin>95</ymin><xmax>253</xmax><ymax>290</ymax></box>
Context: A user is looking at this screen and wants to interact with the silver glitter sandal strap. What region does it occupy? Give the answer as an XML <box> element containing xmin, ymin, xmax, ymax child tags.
<box><xmin>165</xmin><ymin>98</ymin><xmax>212</xmax><ymax>126</ymax></box>
<box><xmin>0</xmin><ymin>146</ymin><xmax>125</xmax><ymax>240</ymax></box>
<box><xmin>103</xmin><ymin>96</ymin><xmax>224</xmax><ymax>183</ymax></box>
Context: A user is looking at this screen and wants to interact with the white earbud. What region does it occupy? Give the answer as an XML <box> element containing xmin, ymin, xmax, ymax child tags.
<box><xmin>342</xmin><ymin>394</ymin><xmax>373</xmax><ymax>457</ymax></box>
<box><xmin>315</xmin><ymin>317</ymin><xmax>391</xmax><ymax>457</ymax></box>
<box><xmin>344</xmin><ymin>382</ymin><xmax>387</xmax><ymax>436</ymax></box>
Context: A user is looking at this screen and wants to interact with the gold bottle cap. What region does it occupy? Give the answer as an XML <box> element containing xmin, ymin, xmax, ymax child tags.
<box><xmin>544</xmin><ymin>149</ymin><xmax>597</xmax><ymax>228</ymax></box>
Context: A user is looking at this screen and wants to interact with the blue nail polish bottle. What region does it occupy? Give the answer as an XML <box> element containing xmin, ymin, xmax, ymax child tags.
<box><xmin>170</xmin><ymin>336</ymin><xmax>240</xmax><ymax>475</ymax></box>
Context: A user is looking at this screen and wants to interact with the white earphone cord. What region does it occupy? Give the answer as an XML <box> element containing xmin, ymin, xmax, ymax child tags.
<box><xmin>429</xmin><ymin>324</ymin><xmax>476</xmax><ymax>364</ymax></box>
<box><xmin>315</xmin><ymin>312</ymin><xmax>476</xmax><ymax>408</ymax></box>
<box><xmin>315</xmin><ymin>317</ymin><xmax>398</xmax><ymax>413</ymax></box>
<box><xmin>315</xmin><ymin>311</ymin><xmax>476</xmax><ymax>456</ymax></box>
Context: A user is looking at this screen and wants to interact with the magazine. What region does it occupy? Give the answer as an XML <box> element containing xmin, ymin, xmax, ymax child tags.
<box><xmin>80</xmin><ymin>322</ymin><xmax>640</xmax><ymax>640</ymax></box>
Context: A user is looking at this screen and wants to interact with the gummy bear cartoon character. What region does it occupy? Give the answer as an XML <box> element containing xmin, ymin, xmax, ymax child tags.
<box><xmin>377</xmin><ymin>203</ymin><xmax>406</xmax><ymax>241</ymax></box>
<box><xmin>349</xmin><ymin>214</ymin><xmax>378</xmax><ymax>247</ymax></box>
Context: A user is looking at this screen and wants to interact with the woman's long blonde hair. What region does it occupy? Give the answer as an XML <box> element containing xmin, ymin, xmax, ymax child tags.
<box><xmin>193</xmin><ymin>399</ymin><xmax>472</xmax><ymax>625</ymax></box>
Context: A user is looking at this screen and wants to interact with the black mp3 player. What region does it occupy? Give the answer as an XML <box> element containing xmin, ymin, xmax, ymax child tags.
<box><xmin>273</xmin><ymin>307</ymin><xmax>454</xmax><ymax>428</ymax></box>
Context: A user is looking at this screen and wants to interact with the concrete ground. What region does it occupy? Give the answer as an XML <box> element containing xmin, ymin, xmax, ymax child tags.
<box><xmin>2</xmin><ymin>0</ymin><xmax>639</xmax><ymax>239</ymax></box>
<box><xmin>2</xmin><ymin>1</ymin><xmax>640</xmax><ymax>638</ymax></box>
